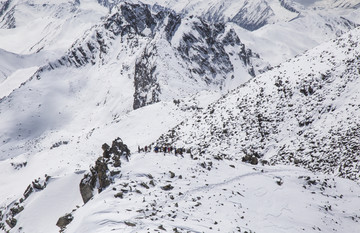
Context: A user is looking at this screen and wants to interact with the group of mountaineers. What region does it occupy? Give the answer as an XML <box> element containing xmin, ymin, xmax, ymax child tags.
<box><xmin>138</xmin><ymin>145</ymin><xmax>190</xmax><ymax>156</ymax></box>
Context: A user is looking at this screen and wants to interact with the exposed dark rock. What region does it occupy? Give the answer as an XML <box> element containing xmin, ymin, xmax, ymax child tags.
<box><xmin>176</xmin><ymin>20</ymin><xmax>234</xmax><ymax>85</ymax></box>
<box><xmin>161</xmin><ymin>184</ymin><xmax>174</xmax><ymax>191</ymax></box>
<box><xmin>110</xmin><ymin>137</ymin><xmax>130</xmax><ymax>158</ymax></box>
<box><xmin>0</xmin><ymin>7</ymin><xmax>15</xmax><ymax>29</ymax></box>
<box><xmin>80</xmin><ymin>138</ymin><xmax>130</xmax><ymax>204</ymax></box>
<box><xmin>10</xmin><ymin>205</ymin><xmax>24</xmax><ymax>217</ymax></box>
<box><xmin>140</xmin><ymin>182</ymin><xmax>150</xmax><ymax>189</ymax></box>
<box><xmin>133</xmin><ymin>44</ymin><xmax>161</xmax><ymax>110</ymax></box>
<box><xmin>165</xmin><ymin>13</ymin><xmax>182</xmax><ymax>41</ymax></box>
<box><xmin>5</xmin><ymin>218</ymin><xmax>16</xmax><ymax>228</ymax></box>
<box><xmin>79</xmin><ymin>173</ymin><xmax>96</xmax><ymax>204</ymax></box>
<box><xmin>124</xmin><ymin>221</ymin><xmax>136</xmax><ymax>227</ymax></box>
<box><xmin>114</xmin><ymin>192</ymin><xmax>123</xmax><ymax>198</ymax></box>
<box><xmin>79</xmin><ymin>156</ymin><xmax>110</xmax><ymax>204</ymax></box>
<box><xmin>23</xmin><ymin>184</ymin><xmax>33</xmax><ymax>199</ymax></box>
<box><xmin>11</xmin><ymin>161</ymin><xmax>27</xmax><ymax>170</ymax></box>
<box><xmin>102</xmin><ymin>143</ymin><xmax>111</xmax><ymax>158</ymax></box>
<box><xmin>50</xmin><ymin>141</ymin><xmax>69</xmax><ymax>149</ymax></box>
<box><xmin>32</xmin><ymin>179</ymin><xmax>46</xmax><ymax>190</ymax></box>
<box><xmin>56</xmin><ymin>213</ymin><xmax>73</xmax><ymax>230</ymax></box>
<box><xmin>0</xmin><ymin>0</ymin><xmax>11</xmax><ymax>18</ymax></box>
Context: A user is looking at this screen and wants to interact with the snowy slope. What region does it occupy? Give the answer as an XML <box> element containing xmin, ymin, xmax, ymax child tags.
<box><xmin>157</xmin><ymin>26</ymin><xmax>360</xmax><ymax>181</ymax></box>
<box><xmin>64</xmin><ymin>150</ymin><xmax>360</xmax><ymax>233</ymax></box>
<box><xmin>3</xmin><ymin>135</ymin><xmax>359</xmax><ymax>232</ymax></box>
<box><xmin>130</xmin><ymin>0</ymin><xmax>360</xmax><ymax>65</ymax></box>
<box><xmin>0</xmin><ymin>48</ymin><xmax>37</xmax><ymax>82</ymax></box>
<box><xmin>232</xmin><ymin>3</ymin><xmax>360</xmax><ymax>65</ymax></box>
<box><xmin>0</xmin><ymin>100</ymin><xmax>192</xmax><ymax>232</ymax></box>
<box><xmin>0</xmin><ymin>0</ymin><xmax>108</xmax><ymax>54</ymax></box>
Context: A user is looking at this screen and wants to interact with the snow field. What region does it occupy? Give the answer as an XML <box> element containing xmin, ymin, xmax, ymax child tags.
<box><xmin>66</xmin><ymin>151</ymin><xmax>360</xmax><ymax>233</ymax></box>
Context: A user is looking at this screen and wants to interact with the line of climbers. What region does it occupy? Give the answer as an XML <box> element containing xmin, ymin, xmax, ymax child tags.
<box><xmin>138</xmin><ymin>145</ymin><xmax>191</xmax><ymax>156</ymax></box>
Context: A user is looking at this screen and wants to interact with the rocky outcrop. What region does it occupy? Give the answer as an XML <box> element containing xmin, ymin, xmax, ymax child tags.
<box><xmin>133</xmin><ymin>44</ymin><xmax>161</xmax><ymax>109</ymax></box>
<box><xmin>80</xmin><ymin>137</ymin><xmax>130</xmax><ymax>204</ymax></box>
<box><xmin>0</xmin><ymin>0</ymin><xmax>11</xmax><ymax>18</ymax></box>
<box><xmin>0</xmin><ymin>175</ymin><xmax>50</xmax><ymax>231</ymax></box>
<box><xmin>0</xmin><ymin>6</ymin><xmax>15</xmax><ymax>29</ymax></box>
<box><xmin>56</xmin><ymin>213</ymin><xmax>73</xmax><ymax>231</ymax></box>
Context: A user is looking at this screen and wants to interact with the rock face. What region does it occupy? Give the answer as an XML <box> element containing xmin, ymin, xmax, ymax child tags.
<box><xmin>156</xmin><ymin>27</ymin><xmax>360</xmax><ymax>180</ymax></box>
<box><xmin>79</xmin><ymin>137</ymin><xmax>130</xmax><ymax>204</ymax></box>
<box><xmin>0</xmin><ymin>0</ymin><xmax>11</xmax><ymax>19</ymax></box>
<box><xmin>0</xmin><ymin>6</ymin><xmax>15</xmax><ymax>29</ymax></box>
<box><xmin>231</xmin><ymin>1</ymin><xmax>273</xmax><ymax>31</ymax></box>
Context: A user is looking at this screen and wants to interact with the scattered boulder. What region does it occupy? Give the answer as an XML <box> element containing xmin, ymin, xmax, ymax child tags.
<box><xmin>242</xmin><ymin>154</ymin><xmax>259</xmax><ymax>165</ymax></box>
<box><xmin>124</xmin><ymin>221</ymin><xmax>136</xmax><ymax>227</ymax></box>
<box><xmin>140</xmin><ymin>182</ymin><xmax>150</xmax><ymax>189</ymax></box>
<box><xmin>56</xmin><ymin>213</ymin><xmax>73</xmax><ymax>230</ymax></box>
<box><xmin>114</xmin><ymin>192</ymin><xmax>123</xmax><ymax>198</ymax></box>
<box><xmin>161</xmin><ymin>184</ymin><xmax>174</xmax><ymax>191</ymax></box>
<box><xmin>10</xmin><ymin>205</ymin><xmax>24</xmax><ymax>216</ymax></box>
<box><xmin>5</xmin><ymin>218</ymin><xmax>17</xmax><ymax>228</ymax></box>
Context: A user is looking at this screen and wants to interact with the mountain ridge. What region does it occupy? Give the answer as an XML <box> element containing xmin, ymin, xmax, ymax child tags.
<box><xmin>156</xmin><ymin>26</ymin><xmax>360</xmax><ymax>181</ymax></box>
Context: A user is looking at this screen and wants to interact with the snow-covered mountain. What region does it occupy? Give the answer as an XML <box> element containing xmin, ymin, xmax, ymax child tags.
<box><xmin>0</xmin><ymin>0</ymin><xmax>360</xmax><ymax>232</ymax></box>
<box><xmin>0</xmin><ymin>2</ymin><xmax>267</xmax><ymax>163</ymax></box>
<box><xmin>98</xmin><ymin>0</ymin><xmax>359</xmax><ymax>31</ymax></box>
<box><xmin>157</xmin><ymin>26</ymin><xmax>360</xmax><ymax>181</ymax></box>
